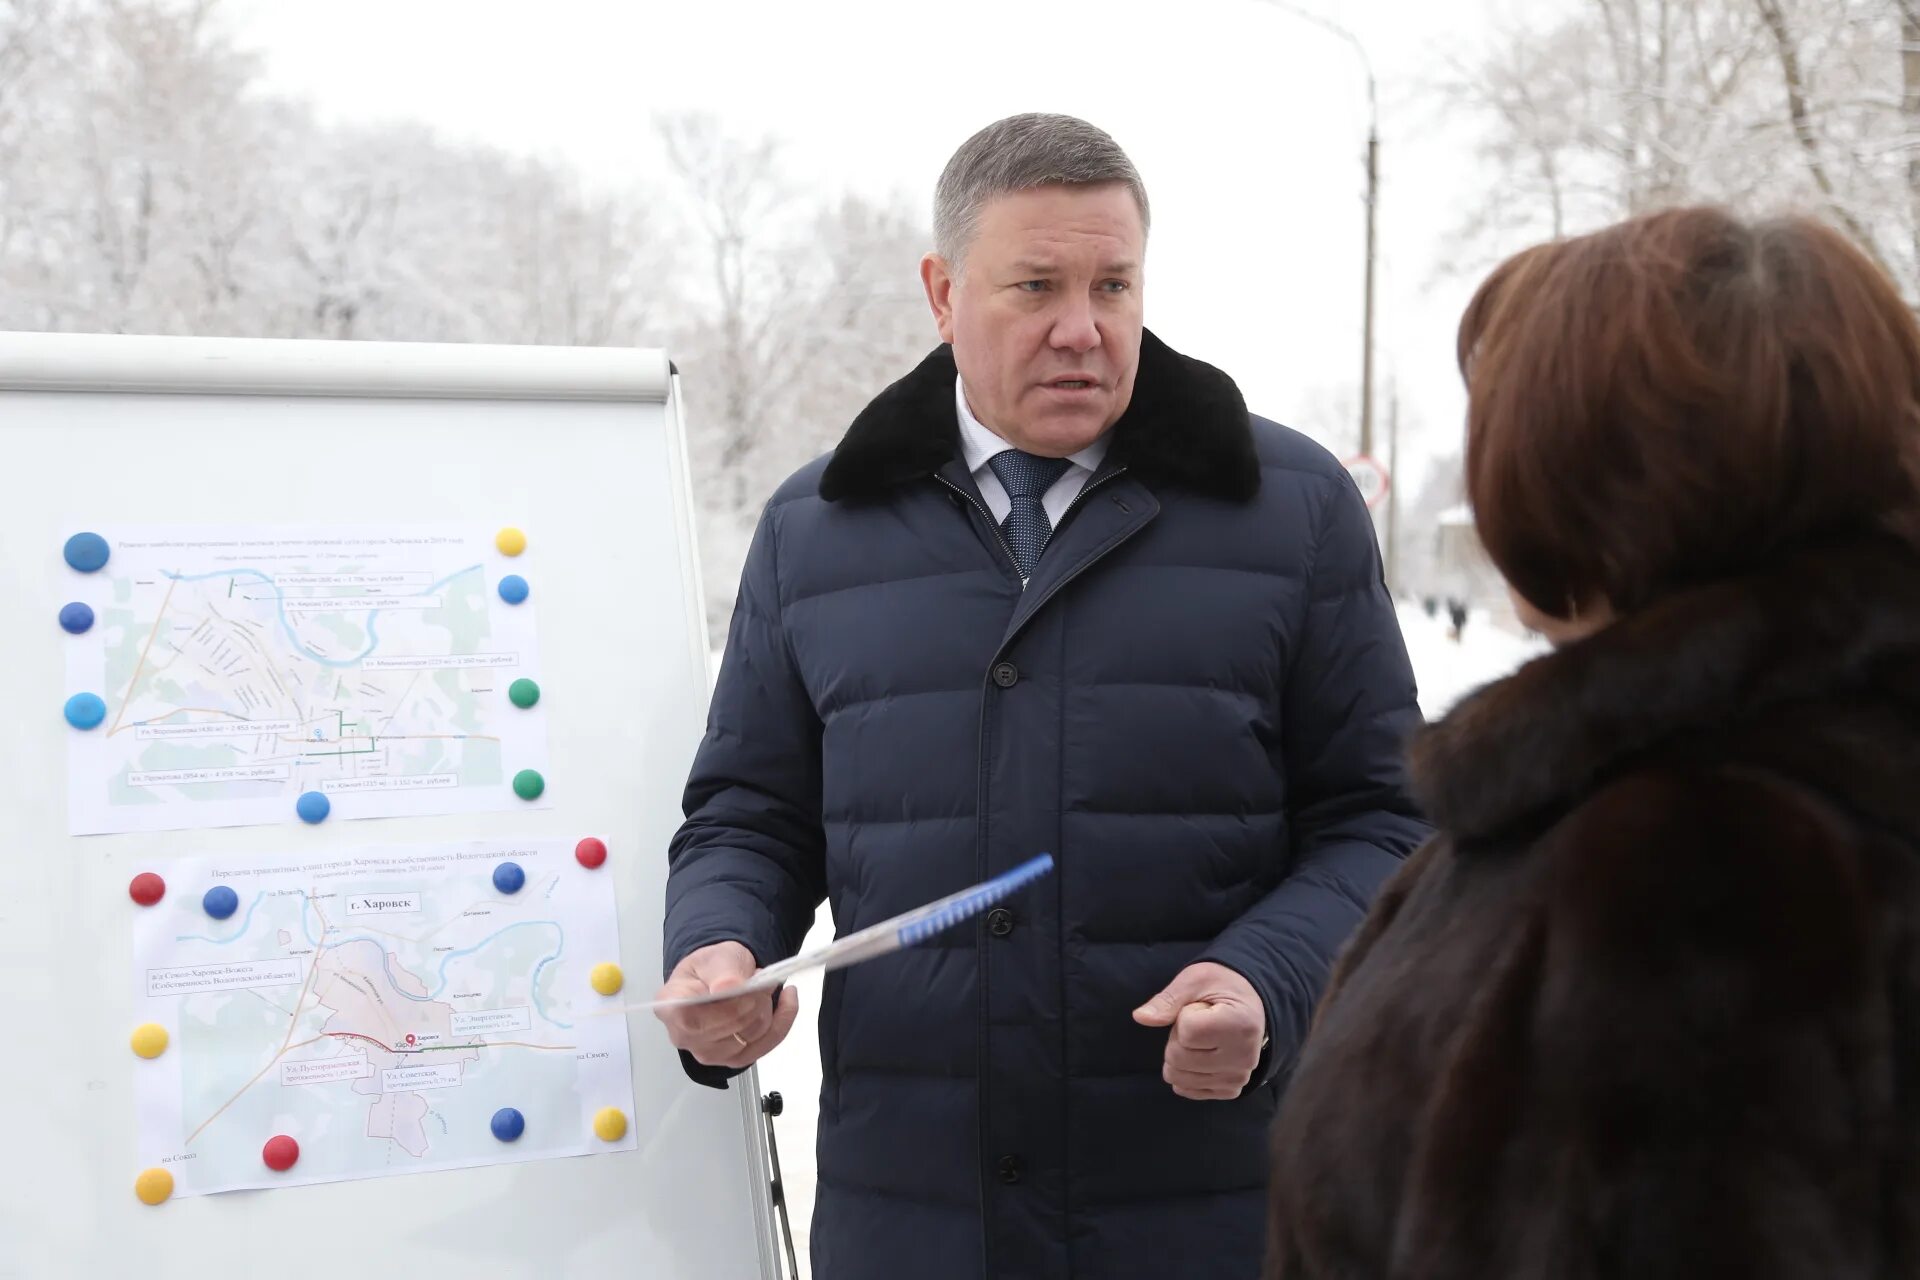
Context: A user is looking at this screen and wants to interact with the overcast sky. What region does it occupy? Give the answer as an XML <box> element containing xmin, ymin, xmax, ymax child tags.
<box><xmin>226</xmin><ymin>0</ymin><xmax>1523</xmax><ymax>493</ymax></box>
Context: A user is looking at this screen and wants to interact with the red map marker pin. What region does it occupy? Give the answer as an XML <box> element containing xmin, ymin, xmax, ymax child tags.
<box><xmin>405</xmin><ymin>1034</ymin><xmax>416</xmax><ymax>1047</ymax></box>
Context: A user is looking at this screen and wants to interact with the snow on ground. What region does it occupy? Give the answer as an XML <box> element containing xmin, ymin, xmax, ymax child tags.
<box><xmin>1396</xmin><ymin>601</ymin><xmax>1549</xmax><ymax>720</ymax></box>
<box><xmin>719</xmin><ymin>602</ymin><xmax>1546</xmax><ymax>1272</ymax></box>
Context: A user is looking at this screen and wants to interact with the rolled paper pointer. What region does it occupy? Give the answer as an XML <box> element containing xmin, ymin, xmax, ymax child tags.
<box><xmin>591</xmin><ymin>855</ymin><xmax>1056</xmax><ymax>1018</ymax></box>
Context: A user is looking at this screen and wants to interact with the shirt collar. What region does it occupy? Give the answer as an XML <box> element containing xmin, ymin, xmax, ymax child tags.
<box><xmin>955</xmin><ymin>376</ymin><xmax>1110</xmax><ymax>476</ymax></box>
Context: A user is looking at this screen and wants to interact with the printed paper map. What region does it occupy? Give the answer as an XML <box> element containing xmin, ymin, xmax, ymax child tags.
<box><xmin>65</xmin><ymin>525</ymin><xmax>549</xmax><ymax>834</ymax></box>
<box><xmin>133</xmin><ymin>841</ymin><xmax>636</xmax><ymax>1196</ymax></box>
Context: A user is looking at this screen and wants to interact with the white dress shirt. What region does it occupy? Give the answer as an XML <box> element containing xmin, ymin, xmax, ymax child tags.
<box><xmin>955</xmin><ymin>377</ymin><xmax>1109</xmax><ymax>527</ymax></box>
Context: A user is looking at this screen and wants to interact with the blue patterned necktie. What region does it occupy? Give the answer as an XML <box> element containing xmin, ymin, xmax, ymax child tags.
<box><xmin>987</xmin><ymin>449</ymin><xmax>1074</xmax><ymax>580</ymax></box>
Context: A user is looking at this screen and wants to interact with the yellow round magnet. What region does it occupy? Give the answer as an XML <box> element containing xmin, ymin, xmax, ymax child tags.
<box><xmin>589</xmin><ymin>962</ymin><xmax>624</xmax><ymax>997</ymax></box>
<box><xmin>494</xmin><ymin>526</ymin><xmax>527</xmax><ymax>557</ymax></box>
<box><xmin>130</xmin><ymin>1023</ymin><xmax>169</xmax><ymax>1059</ymax></box>
<box><xmin>592</xmin><ymin>1107</ymin><xmax>628</xmax><ymax>1142</ymax></box>
<box><xmin>135</xmin><ymin>1167</ymin><xmax>174</xmax><ymax>1205</ymax></box>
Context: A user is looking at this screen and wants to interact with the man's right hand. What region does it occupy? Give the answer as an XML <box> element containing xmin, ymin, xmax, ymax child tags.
<box><xmin>653</xmin><ymin>940</ymin><xmax>801</xmax><ymax>1070</ymax></box>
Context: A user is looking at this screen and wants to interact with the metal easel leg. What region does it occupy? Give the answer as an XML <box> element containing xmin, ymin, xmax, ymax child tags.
<box><xmin>761</xmin><ymin>1091</ymin><xmax>801</xmax><ymax>1279</ymax></box>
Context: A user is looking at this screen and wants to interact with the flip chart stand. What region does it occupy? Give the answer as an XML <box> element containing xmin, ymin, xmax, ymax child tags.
<box><xmin>761</xmin><ymin>1092</ymin><xmax>802</xmax><ymax>1279</ymax></box>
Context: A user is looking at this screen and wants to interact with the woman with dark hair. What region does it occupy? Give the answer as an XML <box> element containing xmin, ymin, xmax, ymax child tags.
<box><xmin>1265</xmin><ymin>207</ymin><xmax>1920</xmax><ymax>1279</ymax></box>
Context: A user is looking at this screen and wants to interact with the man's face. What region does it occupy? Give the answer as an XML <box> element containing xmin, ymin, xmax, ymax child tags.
<box><xmin>922</xmin><ymin>183</ymin><xmax>1145</xmax><ymax>458</ymax></box>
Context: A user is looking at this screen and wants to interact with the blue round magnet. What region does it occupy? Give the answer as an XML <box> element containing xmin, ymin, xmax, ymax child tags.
<box><xmin>497</xmin><ymin>575</ymin><xmax>529</xmax><ymax>606</ymax></box>
<box><xmin>63</xmin><ymin>532</ymin><xmax>110</xmax><ymax>573</ymax></box>
<box><xmin>296</xmin><ymin>791</ymin><xmax>330</xmax><ymax>824</ymax></box>
<box><xmin>203</xmin><ymin>885</ymin><xmax>239</xmax><ymax>920</ymax></box>
<box><xmin>64</xmin><ymin>692</ymin><xmax>106</xmax><ymax>730</ymax></box>
<box><xmin>490</xmin><ymin>1107</ymin><xmax>525</xmax><ymax>1142</ymax></box>
<box><xmin>492</xmin><ymin>861</ymin><xmax>525</xmax><ymax>894</ymax></box>
<box><xmin>59</xmin><ymin>602</ymin><xmax>95</xmax><ymax>635</ymax></box>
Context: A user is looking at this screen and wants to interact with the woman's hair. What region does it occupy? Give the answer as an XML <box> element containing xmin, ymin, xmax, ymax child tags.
<box><xmin>1457</xmin><ymin>206</ymin><xmax>1920</xmax><ymax>618</ymax></box>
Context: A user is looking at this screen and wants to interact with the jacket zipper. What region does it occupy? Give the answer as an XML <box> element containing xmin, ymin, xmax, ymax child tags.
<box><xmin>936</xmin><ymin>475</ymin><xmax>1021</xmax><ymax>579</ymax></box>
<box><xmin>969</xmin><ymin>653</ymin><xmax>997</xmax><ymax>1279</ymax></box>
<box><xmin>1011</xmin><ymin>467</ymin><xmax>1130</xmax><ymax>619</ymax></box>
<box><xmin>936</xmin><ymin>466</ymin><xmax>1132</xmax><ymax>593</ymax></box>
<box><xmin>938</xmin><ymin>464</ymin><xmax>1134</xmax><ymax>1279</ymax></box>
<box><xmin>937</xmin><ymin>470</ymin><xmax>1010</xmax><ymax>1277</ymax></box>
<box><xmin>995</xmin><ymin>464</ymin><xmax>1129</xmax><ymax>1280</ymax></box>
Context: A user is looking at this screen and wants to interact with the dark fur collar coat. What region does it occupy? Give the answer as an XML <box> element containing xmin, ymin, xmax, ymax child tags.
<box><xmin>1267</xmin><ymin>534</ymin><xmax>1920</xmax><ymax>1279</ymax></box>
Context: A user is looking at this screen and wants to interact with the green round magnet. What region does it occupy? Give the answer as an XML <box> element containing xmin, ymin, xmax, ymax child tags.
<box><xmin>508</xmin><ymin>678</ymin><xmax>540</xmax><ymax>709</ymax></box>
<box><xmin>512</xmin><ymin>769</ymin><xmax>545</xmax><ymax>800</ymax></box>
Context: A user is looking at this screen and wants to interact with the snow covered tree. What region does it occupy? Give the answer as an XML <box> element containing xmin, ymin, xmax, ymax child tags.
<box><xmin>1443</xmin><ymin>0</ymin><xmax>1918</xmax><ymax>298</ymax></box>
<box><xmin>0</xmin><ymin>1</ymin><xmax>937</xmax><ymax>643</ymax></box>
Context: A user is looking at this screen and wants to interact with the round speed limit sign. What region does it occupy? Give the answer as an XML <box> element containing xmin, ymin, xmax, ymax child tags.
<box><xmin>1342</xmin><ymin>454</ymin><xmax>1391</xmax><ymax>510</ymax></box>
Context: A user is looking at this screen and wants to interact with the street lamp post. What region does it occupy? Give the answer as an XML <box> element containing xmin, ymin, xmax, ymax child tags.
<box><xmin>1361</xmin><ymin>116</ymin><xmax>1378</xmax><ymax>461</ymax></box>
<box><xmin>1252</xmin><ymin>2</ymin><xmax>1379</xmax><ymax>460</ymax></box>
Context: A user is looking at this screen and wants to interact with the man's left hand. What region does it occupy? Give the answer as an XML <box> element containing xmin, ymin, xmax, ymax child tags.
<box><xmin>1132</xmin><ymin>962</ymin><xmax>1267</xmax><ymax>1101</ymax></box>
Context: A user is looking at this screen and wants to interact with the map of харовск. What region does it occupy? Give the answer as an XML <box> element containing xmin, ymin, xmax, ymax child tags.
<box><xmin>133</xmin><ymin>842</ymin><xmax>636</xmax><ymax>1195</ymax></box>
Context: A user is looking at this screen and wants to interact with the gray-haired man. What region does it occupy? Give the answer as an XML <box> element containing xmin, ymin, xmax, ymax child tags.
<box><xmin>656</xmin><ymin>113</ymin><xmax>1426</xmax><ymax>1279</ymax></box>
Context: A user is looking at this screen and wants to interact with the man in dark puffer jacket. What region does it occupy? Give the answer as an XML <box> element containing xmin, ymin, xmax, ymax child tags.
<box><xmin>656</xmin><ymin>112</ymin><xmax>1428</xmax><ymax>1280</ymax></box>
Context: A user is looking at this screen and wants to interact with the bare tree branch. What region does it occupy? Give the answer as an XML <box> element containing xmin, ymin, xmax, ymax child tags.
<box><xmin>1753</xmin><ymin>0</ymin><xmax>1895</xmax><ymax>273</ymax></box>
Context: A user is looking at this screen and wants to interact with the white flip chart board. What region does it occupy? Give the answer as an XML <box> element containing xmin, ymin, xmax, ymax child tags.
<box><xmin>0</xmin><ymin>333</ymin><xmax>777</xmax><ymax>1280</ymax></box>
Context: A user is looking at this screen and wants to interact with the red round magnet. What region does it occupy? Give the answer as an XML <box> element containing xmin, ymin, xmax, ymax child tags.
<box><xmin>129</xmin><ymin>873</ymin><xmax>166</xmax><ymax>906</ymax></box>
<box><xmin>263</xmin><ymin>1135</ymin><xmax>299</xmax><ymax>1172</ymax></box>
<box><xmin>575</xmin><ymin>837</ymin><xmax>607</xmax><ymax>869</ymax></box>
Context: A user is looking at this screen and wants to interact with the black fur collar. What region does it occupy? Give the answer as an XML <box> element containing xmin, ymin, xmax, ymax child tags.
<box><xmin>817</xmin><ymin>329</ymin><xmax>1259</xmax><ymax>503</ymax></box>
<box><xmin>1411</xmin><ymin>535</ymin><xmax>1920</xmax><ymax>840</ymax></box>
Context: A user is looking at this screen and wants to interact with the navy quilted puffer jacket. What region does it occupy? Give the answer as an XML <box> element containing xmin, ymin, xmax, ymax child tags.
<box><xmin>665</xmin><ymin>331</ymin><xmax>1429</xmax><ymax>1280</ymax></box>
